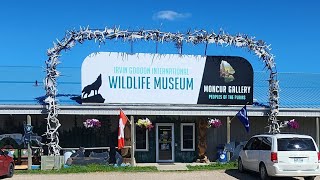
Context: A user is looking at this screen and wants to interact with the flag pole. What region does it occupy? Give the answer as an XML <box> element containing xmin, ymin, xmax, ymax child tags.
<box><xmin>120</xmin><ymin>108</ymin><xmax>131</xmax><ymax>124</ymax></box>
<box><xmin>229</xmin><ymin>103</ymin><xmax>249</xmax><ymax>122</ymax></box>
<box><xmin>227</xmin><ymin>103</ymin><xmax>249</xmax><ymax>161</ymax></box>
<box><xmin>229</xmin><ymin>115</ymin><xmax>237</xmax><ymax>122</ymax></box>
<box><xmin>229</xmin><ymin>109</ymin><xmax>240</xmax><ymax>123</ymax></box>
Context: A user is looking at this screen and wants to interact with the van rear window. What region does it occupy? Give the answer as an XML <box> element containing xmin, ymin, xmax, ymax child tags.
<box><xmin>277</xmin><ymin>138</ymin><xmax>316</xmax><ymax>151</ymax></box>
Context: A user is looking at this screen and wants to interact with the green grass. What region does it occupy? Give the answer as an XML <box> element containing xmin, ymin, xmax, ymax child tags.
<box><xmin>186</xmin><ymin>162</ymin><xmax>237</xmax><ymax>171</ymax></box>
<box><xmin>15</xmin><ymin>164</ymin><xmax>158</xmax><ymax>174</ymax></box>
<box><xmin>15</xmin><ymin>162</ymin><xmax>237</xmax><ymax>174</ymax></box>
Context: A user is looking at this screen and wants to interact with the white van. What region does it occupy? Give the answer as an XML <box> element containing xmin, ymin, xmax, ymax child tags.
<box><xmin>238</xmin><ymin>134</ymin><xmax>320</xmax><ymax>180</ymax></box>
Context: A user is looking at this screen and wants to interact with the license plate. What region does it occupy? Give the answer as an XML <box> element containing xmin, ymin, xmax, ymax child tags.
<box><xmin>294</xmin><ymin>158</ymin><xmax>303</xmax><ymax>163</ymax></box>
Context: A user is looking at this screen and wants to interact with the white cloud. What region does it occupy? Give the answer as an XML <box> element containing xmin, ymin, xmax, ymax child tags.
<box><xmin>153</xmin><ymin>10</ymin><xmax>191</xmax><ymax>21</ymax></box>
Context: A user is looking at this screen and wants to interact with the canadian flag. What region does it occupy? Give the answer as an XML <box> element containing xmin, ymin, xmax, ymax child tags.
<box><xmin>118</xmin><ymin>109</ymin><xmax>128</xmax><ymax>149</ymax></box>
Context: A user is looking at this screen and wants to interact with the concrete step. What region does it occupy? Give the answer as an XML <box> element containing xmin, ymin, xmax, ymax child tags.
<box><xmin>156</xmin><ymin>163</ymin><xmax>188</xmax><ymax>171</ymax></box>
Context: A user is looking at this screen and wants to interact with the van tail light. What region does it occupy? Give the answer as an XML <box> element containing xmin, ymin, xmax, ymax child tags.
<box><xmin>271</xmin><ymin>152</ymin><xmax>278</xmax><ymax>163</ymax></box>
<box><xmin>318</xmin><ymin>152</ymin><xmax>320</xmax><ymax>162</ymax></box>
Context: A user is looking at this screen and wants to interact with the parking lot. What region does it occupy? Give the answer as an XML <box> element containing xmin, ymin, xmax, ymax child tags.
<box><xmin>11</xmin><ymin>170</ymin><xmax>316</xmax><ymax>180</ymax></box>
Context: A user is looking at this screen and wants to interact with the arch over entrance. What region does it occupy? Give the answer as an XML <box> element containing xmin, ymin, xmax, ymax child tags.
<box><xmin>44</xmin><ymin>27</ymin><xmax>279</xmax><ymax>155</ymax></box>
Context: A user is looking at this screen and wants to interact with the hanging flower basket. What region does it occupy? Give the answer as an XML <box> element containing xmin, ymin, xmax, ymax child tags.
<box><xmin>83</xmin><ymin>119</ymin><xmax>101</xmax><ymax>128</ymax></box>
<box><xmin>136</xmin><ymin>118</ymin><xmax>154</xmax><ymax>131</ymax></box>
<box><xmin>208</xmin><ymin>118</ymin><xmax>222</xmax><ymax>128</ymax></box>
<box><xmin>287</xmin><ymin>119</ymin><xmax>299</xmax><ymax>129</ymax></box>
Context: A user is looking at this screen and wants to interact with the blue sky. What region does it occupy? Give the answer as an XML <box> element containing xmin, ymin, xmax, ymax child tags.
<box><xmin>0</xmin><ymin>0</ymin><xmax>319</xmax><ymax>103</ymax></box>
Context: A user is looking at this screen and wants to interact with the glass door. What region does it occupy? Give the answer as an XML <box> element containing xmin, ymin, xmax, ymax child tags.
<box><xmin>156</xmin><ymin>123</ymin><xmax>174</xmax><ymax>162</ymax></box>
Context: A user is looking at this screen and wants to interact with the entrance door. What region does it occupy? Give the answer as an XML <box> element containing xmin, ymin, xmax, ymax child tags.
<box><xmin>156</xmin><ymin>123</ymin><xmax>174</xmax><ymax>162</ymax></box>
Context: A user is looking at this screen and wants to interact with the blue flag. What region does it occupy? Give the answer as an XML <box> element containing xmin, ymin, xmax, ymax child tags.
<box><xmin>236</xmin><ymin>105</ymin><xmax>250</xmax><ymax>132</ymax></box>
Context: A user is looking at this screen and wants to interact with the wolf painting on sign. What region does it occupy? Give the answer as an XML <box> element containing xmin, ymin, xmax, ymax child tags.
<box><xmin>82</xmin><ymin>74</ymin><xmax>102</xmax><ymax>98</ymax></box>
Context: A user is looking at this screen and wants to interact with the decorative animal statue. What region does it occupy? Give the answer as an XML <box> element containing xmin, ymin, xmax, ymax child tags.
<box><xmin>82</xmin><ymin>74</ymin><xmax>102</xmax><ymax>98</ymax></box>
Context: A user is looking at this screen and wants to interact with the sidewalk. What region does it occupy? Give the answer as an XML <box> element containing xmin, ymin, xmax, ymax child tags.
<box><xmin>136</xmin><ymin>162</ymin><xmax>212</xmax><ymax>171</ymax></box>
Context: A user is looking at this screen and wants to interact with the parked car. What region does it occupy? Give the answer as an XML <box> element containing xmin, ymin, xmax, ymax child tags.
<box><xmin>0</xmin><ymin>149</ymin><xmax>14</xmax><ymax>178</ymax></box>
<box><xmin>238</xmin><ymin>133</ymin><xmax>320</xmax><ymax>180</ymax></box>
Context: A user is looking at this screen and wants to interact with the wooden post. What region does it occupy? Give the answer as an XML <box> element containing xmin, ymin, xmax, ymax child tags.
<box><xmin>130</xmin><ymin>115</ymin><xmax>136</xmax><ymax>166</ymax></box>
<box><xmin>27</xmin><ymin>115</ymin><xmax>32</xmax><ymax>170</ymax></box>
<box><xmin>316</xmin><ymin>117</ymin><xmax>319</xmax><ymax>148</ymax></box>
<box><xmin>197</xmin><ymin>119</ymin><xmax>209</xmax><ymax>163</ymax></box>
<box><xmin>226</xmin><ymin>116</ymin><xmax>231</xmax><ymax>162</ymax></box>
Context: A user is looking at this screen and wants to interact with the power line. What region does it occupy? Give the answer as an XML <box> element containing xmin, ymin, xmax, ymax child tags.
<box><xmin>0</xmin><ymin>81</ymin><xmax>80</xmax><ymax>84</ymax></box>
<box><xmin>0</xmin><ymin>65</ymin><xmax>80</xmax><ymax>69</ymax></box>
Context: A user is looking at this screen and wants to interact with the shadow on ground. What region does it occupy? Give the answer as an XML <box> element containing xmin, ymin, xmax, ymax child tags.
<box><xmin>224</xmin><ymin>169</ymin><xmax>301</xmax><ymax>180</ymax></box>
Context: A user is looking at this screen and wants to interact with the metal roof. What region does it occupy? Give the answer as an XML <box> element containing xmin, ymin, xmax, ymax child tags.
<box><xmin>0</xmin><ymin>104</ymin><xmax>319</xmax><ymax>117</ymax></box>
<box><xmin>0</xmin><ymin>66</ymin><xmax>320</xmax><ymax>109</ymax></box>
<box><xmin>254</xmin><ymin>71</ymin><xmax>320</xmax><ymax>108</ymax></box>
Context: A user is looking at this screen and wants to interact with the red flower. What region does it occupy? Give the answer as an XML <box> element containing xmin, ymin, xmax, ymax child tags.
<box><xmin>83</xmin><ymin>119</ymin><xmax>101</xmax><ymax>128</ymax></box>
<box><xmin>287</xmin><ymin>119</ymin><xmax>299</xmax><ymax>129</ymax></box>
<box><xmin>208</xmin><ymin>118</ymin><xmax>222</xmax><ymax>128</ymax></box>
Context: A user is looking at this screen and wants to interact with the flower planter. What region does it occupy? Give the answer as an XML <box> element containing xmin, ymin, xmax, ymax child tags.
<box><xmin>208</xmin><ymin>118</ymin><xmax>222</xmax><ymax>128</ymax></box>
<box><xmin>136</xmin><ymin>118</ymin><xmax>154</xmax><ymax>131</ymax></box>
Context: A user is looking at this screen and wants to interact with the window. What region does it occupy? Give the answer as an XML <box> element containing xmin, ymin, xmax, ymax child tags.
<box><xmin>244</xmin><ymin>137</ymin><xmax>261</xmax><ymax>150</ymax></box>
<box><xmin>135</xmin><ymin>126</ymin><xmax>149</xmax><ymax>151</ymax></box>
<box><xmin>259</xmin><ymin>137</ymin><xmax>272</xmax><ymax>150</ymax></box>
<box><xmin>277</xmin><ymin>138</ymin><xmax>316</xmax><ymax>151</ymax></box>
<box><xmin>244</xmin><ymin>138</ymin><xmax>255</xmax><ymax>150</ymax></box>
<box><xmin>181</xmin><ymin>123</ymin><xmax>195</xmax><ymax>151</ymax></box>
<box><xmin>251</xmin><ymin>138</ymin><xmax>261</xmax><ymax>150</ymax></box>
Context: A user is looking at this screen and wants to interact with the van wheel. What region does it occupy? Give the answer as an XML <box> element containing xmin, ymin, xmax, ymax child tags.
<box><xmin>7</xmin><ymin>163</ymin><xmax>14</xmax><ymax>178</ymax></box>
<box><xmin>238</xmin><ymin>158</ymin><xmax>244</xmax><ymax>173</ymax></box>
<box><xmin>259</xmin><ymin>163</ymin><xmax>270</xmax><ymax>180</ymax></box>
<box><xmin>304</xmin><ymin>176</ymin><xmax>315</xmax><ymax>180</ymax></box>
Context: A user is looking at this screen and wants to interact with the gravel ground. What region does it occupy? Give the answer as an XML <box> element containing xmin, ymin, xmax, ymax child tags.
<box><xmin>10</xmin><ymin>170</ymin><xmax>318</xmax><ymax>180</ymax></box>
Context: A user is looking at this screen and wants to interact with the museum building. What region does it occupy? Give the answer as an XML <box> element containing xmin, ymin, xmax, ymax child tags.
<box><xmin>0</xmin><ymin>52</ymin><xmax>320</xmax><ymax>163</ymax></box>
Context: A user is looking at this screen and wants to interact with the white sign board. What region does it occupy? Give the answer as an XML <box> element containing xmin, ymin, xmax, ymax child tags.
<box><xmin>81</xmin><ymin>52</ymin><xmax>253</xmax><ymax>105</ymax></box>
<box><xmin>81</xmin><ymin>52</ymin><xmax>205</xmax><ymax>104</ymax></box>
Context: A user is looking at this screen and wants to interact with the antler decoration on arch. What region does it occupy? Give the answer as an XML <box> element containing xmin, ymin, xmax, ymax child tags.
<box><xmin>45</xmin><ymin>26</ymin><xmax>280</xmax><ymax>155</ymax></box>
